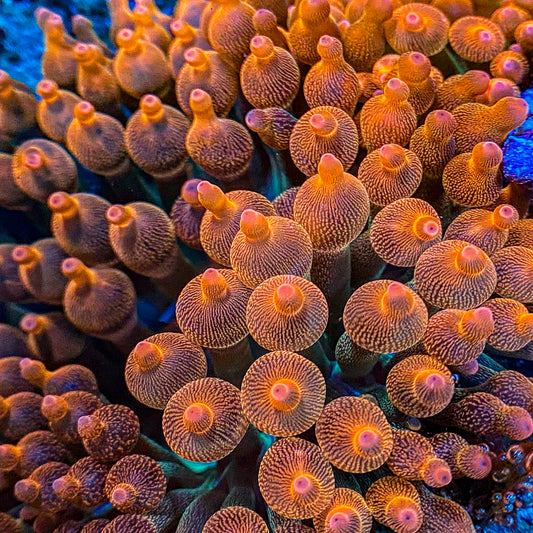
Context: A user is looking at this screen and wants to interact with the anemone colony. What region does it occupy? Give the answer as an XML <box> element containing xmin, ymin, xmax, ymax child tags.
<box><xmin>1</xmin><ymin>0</ymin><xmax>533</xmax><ymax>531</ymax></box>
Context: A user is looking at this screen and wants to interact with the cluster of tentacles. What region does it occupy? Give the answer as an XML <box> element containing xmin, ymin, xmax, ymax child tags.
<box><xmin>0</xmin><ymin>0</ymin><xmax>533</xmax><ymax>532</ymax></box>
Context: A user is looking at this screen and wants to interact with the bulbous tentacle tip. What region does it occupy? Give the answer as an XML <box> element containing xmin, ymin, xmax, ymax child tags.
<box><xmin>77</xmin><ymin>414</ymin><xmax>91</xmax><ymax>430</ymax></box>
<box><xmin>34</xmin><ymin>8</ymin><xmax>60</xmax><ymax>32</ymax></box>
<box><xmin>385</xmin><ymin>281</ymin><xmax>408</xmax><ymax>300</ymax></box>
<box><xmin>71</xmin><ymin>13</ymin><xmax>88</xmax><ymax>25</ymax></box>
<box><xmin>507</xmin><ymin>96</ymin><xmax>529</xmax><ymax>117</ymax></box>
<box><xmin>45</xmin><ymin>12</ymin><xmax>63</xmax><ymax>26</ymax></box>
<box><xmin>245</xmin><ymin>109</ymin><xmax>266</xmax><ymax>132</ymax></box>
<box><xmin>240</xmin><ymin>209</ymin><xmax>263</xmax><ymax>224</ymax></box>
<box><xmin>73</xmin><ymin>42</ymin><xmax>92</xmax><ymax>60</ymax></box>
<box><xmin>472</xmin><ymin>306</ymin><xmax>493</xmax><ymax>326</ymax></box>
<box><xmin>200</xmin><ymin>268</ymin><xmax>228</xmax><ymax>300</ymax></box>
<box><xmin>111</xmin><ymin>488</ymin><xmax>128</xmax><ymax>505</ymax></box>
<box><xmin>380</xmin><ymin>281</ymin><xmax>414</xmax><ymax>319</ymax></box>
<box><xmin>502</xmin><ymin>58</ymin><xmax>519</xmax><ymax>72</ymax></box>
<box><xmin>254</xmin><ymin>7</ymin><xmax>273</xmax><ymax>18</ymax></box>
<box><xmin>133</xmin><ymin>341</ymin><xmax>163</xmax><ymax>371</ymax></box>
<box><xmin>196</xmin><ymin>181</ymin><xmax>232</xmax><ymax>215</ymax></box>
<box><xmin>338</xmin><ymin>19</ymin><xmax>350</xmax><ymax>32</ymax></box>
<box><xmin>116</xmin><ymin>28</ymin><xmax>137</xmax><ymax>48</ymax></box>
<box><xmin>0</xmin><ymin>445</ymin><xmax>18</xmax><ymax>469</ymax></box>
<box><xmin>34</xmin><ymin>6</ymin><xmax>49</xmax><ymax>21</ymax></box>
<box><xmin>424</xmin><ymin>458</ymin><xmax>452</xmax><ymax>487</ymax></box>
<box><xmin>133</xmin><ymin>4</ymin><xmax>150</xmax><ymax>19</ymax></box>
<box><xmin>11</xmin><ymin>245</ymin><xmax>34</xmax><ymax>264</ymax></box>
<box><xmin>253</xmin><ymin>8</ymin><xmax>278</xmax><ymax>31</ymax></box>
<box><xmin>140</xmin><ymin>94</ymin><xmax>163</xmax><ymax>117</ymax></box>
<box><xmin>309</xmin><ymin>112</ymin><xmax>337</xmax><ymax>136</ymax></box>
<box><xmin>170</xmin><ymin>18</ymin><xmax>186</xmax><ymax>36</ymax></box>
<box><xmin>317</xmin><ymin>34</ymin><xmax>343</xmax><ymax>58</ymax></box>
<box><xmin>385</xmin><ymin>78</ymin><xmax>409</xmax><ymax>100</ymax></box>
<box><xmin>14</xmin><ymin>478</ymin><xmax>40</xmax><ymax>503</ymax></box>
<box><xmin>111</xmin><ymin>484</ymin><xmax>137</xmax><ymax>506</ymax></box>
<box><xmin>183</xmin><ymin>47</ymin><xmax>208</xmax><ymax>67</ymax></box>
<box><xmin>189</xmin><ymin>88</ymin><xmax>213</xmax><ymax>114</ymax></box>
<box><xmin>270</xmin><ymin>378</ymin><xmax>295</xmax><ymax>399</ymax></box>
<box><xmin>423</xmin><ymin>372</ymin><xmax>447</xmax><ymax>390</ymax></box>
<box><xmin>51</xmin><ymin>476</ymin><xmax>68</xmax><ymax>495</ymax></box>
<box><xmin>502</xmin><ymin>407</ymin><xmax>533</xmax><ymax>440</ymax></box>
<box><xmin>250</xmin><ymin>35</ymin><xmax>274</xmax><ymax>58</ymax></box>
<box><xmin>307</xmin><ymin>0</ymin><xmax>328</xmax><ymax>9</ymax></box>
<box><xmin>77</xmin><ymin>413</ymin><xmax>103</xmax><ymax>439</ymax></box>
<box><xmin>292</xmin><ymin>473</ymin><xmax>314</xmax><ymax>495</ymax></box>
<box><xmin>524</xmin><ymin>21</ymin><xmax>533</xmax><ymax>35</ymax></box>
<box><xmin>63</xmin><ymin>258</ymin><xmax>97</xmax><ymax>291</ymax></box>
<box><xmin>490</xmin><ymin>78</ymin><xmax>511</xmax><ymax>92</ymax></box>
<box><xmin>517</xmin><ymin>20</ymin><xmax>533</xmax><ymax>38</ymax></box>
<box><xmin>409</xmin><ymin>51</ymin><xmax>426</xmax><ymax>65</ymax></box>
<box><xmin>180</xmin><ymin>180</ymin><xmax>202</xmax><ymax>206</ymax></box>
<box><xmin>327</xmin><ymin>509</ymin><xmax>352</xmax><ymax>531</ymax></box>
<box><xmin>461</xmin><ymin>244</ymin><xmax>481</xmax><ymax>261</ymax></box>
<box><xmin>461</xmin><ymin>244</ymin><xmax>481</xmax><ymax>262</ymax></box>
<box><xmin>474</xmin><ymin>456</ymin><xmax>492</xmax><ymax>477</ymax></box>
<box><xmin>47</xmin><ymin>191</ymin><xmax>74</xmax><ymax>213</ymax></box>
<box><xmin>478</xmin><ymin>29</ymin><xmax>494</xmax><ymax>43</ymax></box>
<box><xmin>458</xmin><ymin>306</ymin><xmax>495</xmax><ymax>342</ymax></box>
<box><xmin>399</xmin><ymin>52</ymin><xmax>431</xmax><ymax>83</ymax></box>
<box><xmin>73</xmin><ymin>101</ymin><xmax>96</xmax><ymax>123</ymax></box>
<box><xmin>398</xmin><ymin>510</ymin><xmax>420</xmax><ymax>531</ymax></box>
<box><xmin>191</xmin><ymin>89</ymin><xmax>207</xmax><ymax>104</ymax></box>
<box><xmin>240</xmin><ymin>209</ymin><xmax>270</xmax><ymax>241</ymax></box>
<box><xmin>388</xmin><ymin>500</ymin><xmax>422</xmax><ymax>533</ymax></box>
<box><xmin>41</xmin><ymin>394</ymin><xmax>68</xmax><ymax>421</ymax></box>
<box><xmin>22</xmin><ymin>148</ymin><xmax>44</xmax><ymax>170</ymax></box>
<box><xmin>317</xmin><ymin>152</ymin><xmax>344</xmax><ymax>182</ymax></box>
<box><xmin>355</xmin><ymin>427</ymin><xmax>381</xmax><ymax>452</ymax></box>
<box><xmin>455</xmin><ymin>244</ymin><xmax>487</xmax><ymax>276</ymax></box>
<box><xmin>498</xmin><ymin>6</ymin><xmax>514</xmax><ymax>17</ymax></box>
<box><xmin>183</xmin><ymin>402</ymin><xmax>214</xmax><ymax>434</ymax></box>
<box><xmin>472</xmin><ymin>141</ymin><xmax>503</xmax><ymax>166</ymax></box>
<box><xmin>319</xmin><ymin>34</ymin><xmax>334</xmax><ymax>47</ymax></box>
<box><xmin>404</xmin><ymin>10</ymin><xmax>423</xmax><ymax>30</ymax></box>
<box><xmin>106</xmin><ymin>205</ymin><xmax>132</xmax><ymax>226</ymax></box>
<box><xmin>19</xmin><ymin>357</ymin><xmax>43</xmax><ymax>376</ymax></box>
<box><xmin>61</xmin><ymin>257</ymin><xmax>84</xmax><ymax>277</ymax></box>
<box><xmin>471</xmin><ymin>69</ymin><xmax>491</xmax><ymax>86</ymax></box>
<box><xmin>270</xmin><ymin>382</ymin><xmax>289</xmax><ymax>402</ymax></box>
<box><xmin>517</xmin><ymin>416</ymin><xmax>533</xmax><ymax>440</ymax></box>
<box><xmin>453</xmin><ymin>359</ymin><xmax>479</xmax><ymax>375</ymax></box>
<box><xmin>41</xmin><ymin>394</ymin><xmax>58</xmax><ymax>409</ymax></box>
<box><xmin>463</xmin><ymin>447</ymin><xmax>492</xmax><ymax>478</ymax></box>
<box><xmin>201</xmin><ymin>267</ymin><xmax>222</xmax><ymax>284</ymax></box>
<box><xmin>196</xmin><ymin>180</ymin><xmax>216</xmax><ymax>197</ymax></box>
<box><xmin>269</xmin><ymin>379</ymin><xmax>301</xmax><ymax>412</ymax></box>
<box><xmin>274</xmin><ymin>283</ymin><xmax>305</xmax><ymax>314</ymax></box>
<box><xmin>42</xmin><ymin>13</ymin><xmax>65</xmax><ymax>36</ymax></box>
<box><xmin>422</xmin><ymin>220</ymin><xmax>440</xmax><ymax>237</ymax></box>
<box><xmin>433</xmin><ymin>109</ymin><xmax>454</xmax><ymax>124</ymax></box>
<box><xmin>413</xmin><ymin>215</ymin><xmax>441</xmax><ymax>242</ymax></box>
<box><xmin>52</xmin><ymin>475</ymin><xmax>80</xmax><ymax>501</ymax></box>
<box><xmin>378</xmin><ymin>144</ymin><xmax>406</xmax><ymax>169</ymax></box>
<box><xmin>19</xmin><ymin>313</ymin><xmax>42</xmax><ymax>333</ymax></box>
<box><xmin>36</xmin><ymin>79</ymin><xmax>59</xmax><ymax>99</ymax></box>
<box><xmin>493</xmin><ymin>204</ymin><xmax>519</xmax><ymax>229</ymax></box>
